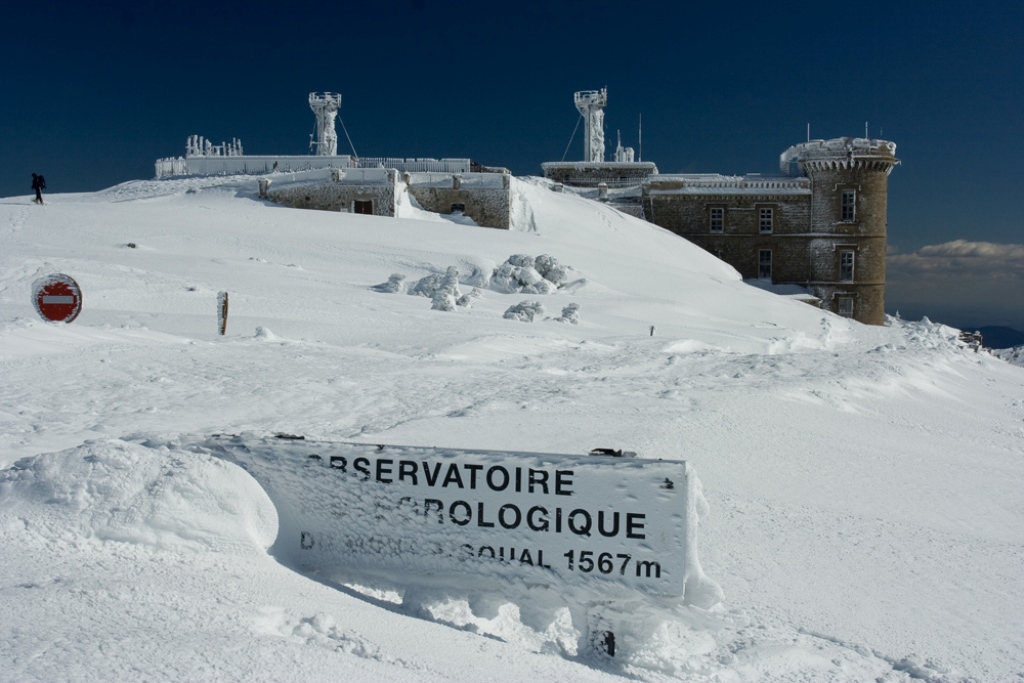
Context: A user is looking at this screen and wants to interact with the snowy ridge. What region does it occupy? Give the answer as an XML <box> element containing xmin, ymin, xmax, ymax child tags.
<box><xmin>2</xmin><ymin>178</ymin><xmax>1023</xmax><ymax>681</ymax></box>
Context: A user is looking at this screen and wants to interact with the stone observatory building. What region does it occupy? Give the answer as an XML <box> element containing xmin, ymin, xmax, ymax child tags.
<box><xmin>643</xmin><ymin>138</ymin><xmax>899</xmax><ymax>325</ymax></box>
<box><xmin>541</xmin><ymin>90</ymin><xmax>899</xmax><ymax>325</ymax></box>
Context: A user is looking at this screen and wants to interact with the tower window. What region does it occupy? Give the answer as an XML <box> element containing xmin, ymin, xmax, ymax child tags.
<box><xmin>840</xmin><ymin>251</ymin><xmax>855</xmax><ymax>282</ymax></box>
<box><xmin>710</xmin><ymin>207</ymin><xmax>724</xmax><ymax>233</ymax></box>
<box><xmin>758</xmin><ymin>249</ymin><xmax>772</xmax><ymax>280</ymax></box>
<box><xmin>759</xmin><ymin>207</ymin><xmax>773</xmax><ymax>233</ymax></box>
<box><xmin>353</xmin><ymin>200</ymin><xmax>374</xmax><ymax>215</ymax></box>
<box><xmin>841</xmin><ymin>190</ymin><xmax>856</xmax><ymax>222</ymax></box>
<box><xmin>837</xmin><ymin>297</ymin><xmax>854</xmax><ymax>318</ymax></box>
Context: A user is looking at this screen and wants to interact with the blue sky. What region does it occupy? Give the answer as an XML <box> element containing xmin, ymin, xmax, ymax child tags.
<box><xmin>2</xmin><ymin>0</ymin><xmax>1021</xmax><ymax>330</ymax></box>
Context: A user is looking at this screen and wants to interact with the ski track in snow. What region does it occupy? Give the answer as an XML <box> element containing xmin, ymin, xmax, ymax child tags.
<box><xmin>2</xmin><ymin>179</ymin><xmax>1023</xmax><ymax>682</ymax></box>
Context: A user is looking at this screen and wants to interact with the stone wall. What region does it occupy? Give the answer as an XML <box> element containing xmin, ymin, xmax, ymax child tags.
<box><xmin>406</xmin><ymin>173</ymin><xmax>513</xmax><ymax>230</ymax></box>
<box><xmin>265</xmin><ymin>170</ymin><xmax>398</xmax><ymax>216</ymax></box>
<box><xmin>643</xmin><ymin>184</ymin><xmax>813</xmax><ymax>282</ymax></box>
<box><xmin>262</xmin><ymin>170</ymin><xmax>513</xmax><ymax>229</ymax></box>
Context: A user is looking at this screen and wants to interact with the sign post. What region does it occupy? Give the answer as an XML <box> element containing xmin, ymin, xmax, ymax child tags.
<box><xmin>32</xmin><ymin>274</ymin><xmax>82</xmax><ymax>323</ymax></box>
<box><xmin>198</xmin><ymin>435</ymin><xmax>722</xmax><ymax>660</ymax></box>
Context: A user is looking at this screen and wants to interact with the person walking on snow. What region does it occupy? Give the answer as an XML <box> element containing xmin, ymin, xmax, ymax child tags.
<box><xmin>31</xmin><ymin>173</ymin><xmax>46</xmax><ymax>205</ymax></box>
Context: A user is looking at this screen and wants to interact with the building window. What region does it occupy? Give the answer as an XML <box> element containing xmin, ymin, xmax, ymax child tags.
<box><xmin>837</xmin><ymin>297</ymin><xmax>854</xmax><ymax>318</ymax></box>
<box><xmin>759</xmin><ymin>207</ymin><xmax>773</xmax><ymax>233</ymax></box>
<box><xmin>841</xmin><ymin>190</ymin><xmax>856</xmax><ymax>222</ymax></box>
<box><xmin>353</xmin><ymin>200</ymin><xmax>374</xmax><ymax>215</ymax></box>
<box><xmin>840</xmin><ymin>251</ymin><xmax>855</xmax><ymax>282</ymax></box>
<box><xmin>758</xmin><ymin>249</ymin><xmax>772</xmax><ymax>280</ymax></box>
<box><xmin>450</xmin><ymin>203</ymin><xmax>465</xmax><ymax>214</ymax></box>
<box><xmin>710</xmin><ymin>207</ymin><xmax>724</xmax><ymax>233</ymax></box>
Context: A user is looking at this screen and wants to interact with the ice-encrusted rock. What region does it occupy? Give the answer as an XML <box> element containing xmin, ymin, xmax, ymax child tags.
<box><xmin>503</xmin><ymin>300</ymin><xmax>545</xmax><ymax>322</ymax></box>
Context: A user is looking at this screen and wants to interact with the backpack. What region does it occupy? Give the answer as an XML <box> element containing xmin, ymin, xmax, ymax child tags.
<box><xmin>38</xmin><ymin>176</ymin><xmax>46</xmax><ymax>189</ymax></box>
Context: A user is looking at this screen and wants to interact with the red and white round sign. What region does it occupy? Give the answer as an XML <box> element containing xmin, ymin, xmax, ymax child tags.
<box><xmin>33</xmin><ymin>274</ymin><xmax>83</xmax><ymax>323</ymax></box>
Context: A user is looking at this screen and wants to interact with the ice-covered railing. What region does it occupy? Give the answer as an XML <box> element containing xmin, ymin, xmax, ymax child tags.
<box><xmin>404</xmin><ymin>171</ymin><xmax>509</xmax><ymax>188</ymax></box>
<box><xmin>355</xmin><ymin>158</ymin><xmax>471</xmax><ymax>173</ymax></box>
<box><xmin>542</xmin><ymin>161</ymin><xmax>659</xmax><ymax>170</ymax></box>
<box><xmin>155</xmin><ymin>154</ymin><xmax>472</xmax><ymax>179</ymax></box>
<box><xmin>647</xmin><ymin>174</ymin><xmax>811</xmax><ymax>194</ymax></box>
<box><xmin>155</xmin><ymin>155</ymin><xmax>355</xmax><ymax>179</ymax></box>
<box><xmin>541</xmin><ymin>161</ymin><xmax>659</xmax><ymax>188</ymax></box>
<box><xmin>153</xmin><ymin>157</ymin><xmax>466</xmax><ymax>180</ymax></box>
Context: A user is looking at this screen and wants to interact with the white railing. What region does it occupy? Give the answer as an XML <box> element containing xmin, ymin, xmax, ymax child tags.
<box><xmin>354</xmin><ymin>157</ymin><xmax>471</xmax><ymax>173</ymax></box>
<box><xmin>155</xmin><ymin>154</ymin><xmax>472</xmax><ymax>179</ymax></box>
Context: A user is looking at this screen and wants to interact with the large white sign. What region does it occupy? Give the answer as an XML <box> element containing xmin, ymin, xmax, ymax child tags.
<box><xmin>204</xmin><ymin>435</ymin><xmax>700</xmax><ymax>601</ymax></box>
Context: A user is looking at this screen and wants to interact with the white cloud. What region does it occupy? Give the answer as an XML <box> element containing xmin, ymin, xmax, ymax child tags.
<box><xmin>886</xmin><ymin>241</ymin><xmax>1024</xmax><ymax>327</ymax></box>
<box><xmin>888</xmin><ymin>240</ymin><xmax>1024</xmax><ymax>281</ymax></box>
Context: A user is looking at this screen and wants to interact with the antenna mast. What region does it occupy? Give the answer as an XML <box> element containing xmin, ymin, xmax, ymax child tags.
<box><xmin>574</xmin><ymin>88</ymin><xmax>608</xmax><ymax>162</ymax></box>
<box><xmin>308</xmin><ymin>92</ymin><xmax>342</xmax><ymax>156</ymax></box>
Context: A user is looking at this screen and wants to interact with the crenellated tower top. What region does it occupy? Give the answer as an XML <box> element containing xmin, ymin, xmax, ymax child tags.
<box><xmin>780</xmin><ymin>137</ymin><xmax>899</xmax><ymax>176</ymax></box>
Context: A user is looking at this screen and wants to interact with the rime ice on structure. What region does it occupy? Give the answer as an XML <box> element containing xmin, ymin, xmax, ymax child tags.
<box><xmin>185</xmin><ymin>135</ymin><xmax>244</xmax><ymax>158</ymax></box>
<box><xmin>574</xmin><ymin>88</ymin><xmax>607</xmax><ymax>163</ymax></box>
<box><xmin>542</xmin><ymin>88</ymin><xmax>658</xmax><ymax>188</ymax></box>
<box><xmin>309</xmin><ymin>92</ymin><xmax>342</xmax><ymax>156</ymax></box>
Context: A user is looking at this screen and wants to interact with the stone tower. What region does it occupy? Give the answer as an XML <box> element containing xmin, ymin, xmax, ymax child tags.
<box><xmin>782</xmin><ymin>138</ymin><xmax>899</xmax><ymax>325</ymax></box>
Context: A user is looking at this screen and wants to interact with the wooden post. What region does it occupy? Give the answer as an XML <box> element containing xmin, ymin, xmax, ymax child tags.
<box><xmin>218</xmin><ymin>291</ymin><xmax>228</xmax><ymax>335</ymax></box>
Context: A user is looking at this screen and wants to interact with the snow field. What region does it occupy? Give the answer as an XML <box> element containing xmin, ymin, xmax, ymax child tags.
<box><xmin>2</xmin><ymin>177</ymin><xmax>1023</xmax><ymax>681</ymax></box>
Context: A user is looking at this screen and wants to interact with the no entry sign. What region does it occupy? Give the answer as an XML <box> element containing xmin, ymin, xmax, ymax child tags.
<box><xmin>32</xmin><ymin>274</ymin><xmax>82</xmax><ymax>323</ymax></box>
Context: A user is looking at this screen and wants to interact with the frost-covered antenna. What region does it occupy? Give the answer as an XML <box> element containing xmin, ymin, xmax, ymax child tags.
<box><xmin>865</xmin><ymin>121</ymin><xmax>869</xmax><ymax>138</ymax></box>
<box><xmin>613</xmin><ymin>130</ymin><xmax>635</xmax><ymax>162</ymax></box>
<box><xmin>308</xmin><ymin>92</ymin><xmax>342</xmax><ymax>156</ymax></box>
<box><xmin>574</xmin><ymin>88</ymin><xmax>607</xmax><ymax>162</ymax></box>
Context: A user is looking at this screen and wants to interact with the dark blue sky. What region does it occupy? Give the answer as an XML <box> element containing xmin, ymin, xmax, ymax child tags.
<box><xmin>3</xmin><ymin>0</ymin><xmax>1022</xmax><ymax>330</ymax></box>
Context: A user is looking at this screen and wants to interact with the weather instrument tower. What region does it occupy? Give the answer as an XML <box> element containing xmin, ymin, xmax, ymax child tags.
<box><xmin>574</xmin><ymin>88</ymin><xmax>607</xmax><ymax>162</ymax></box>
<box><xmin>309</xmin><ymin>92</ymin><xmax>342</xmax><ymax>156</ymax></box>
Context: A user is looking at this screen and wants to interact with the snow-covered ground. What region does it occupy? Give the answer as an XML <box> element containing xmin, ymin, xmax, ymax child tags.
<box><xmin>2</xmin><ymin>177</ymin><xmax>1022</xmax><ymax>682</ymax></box>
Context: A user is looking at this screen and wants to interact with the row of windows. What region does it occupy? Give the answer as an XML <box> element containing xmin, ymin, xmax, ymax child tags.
<box><xmin>707</xmin><ymin>190</ymin><xmax>857</xmax><ymax>232</ymax></box>
<box><xmin>709</xmin><ymin>207</ymin><xmax>774</xmax><ymax>234</ymax></box>
<box><xmin>754</xmin><ymin>250</ymin><xmax>856</xmax><ymax>318</ymax></box>
<box><xmin>750</xmin><ymin>249</ymin><xmax>856</xmax><ymax>282</ymax></box>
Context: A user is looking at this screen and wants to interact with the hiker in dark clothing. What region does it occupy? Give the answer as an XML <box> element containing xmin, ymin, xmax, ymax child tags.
<box><xmin>31</xmin><ymin>173</ymin><xmax>46</xmax><ymax>204</ymax></box>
